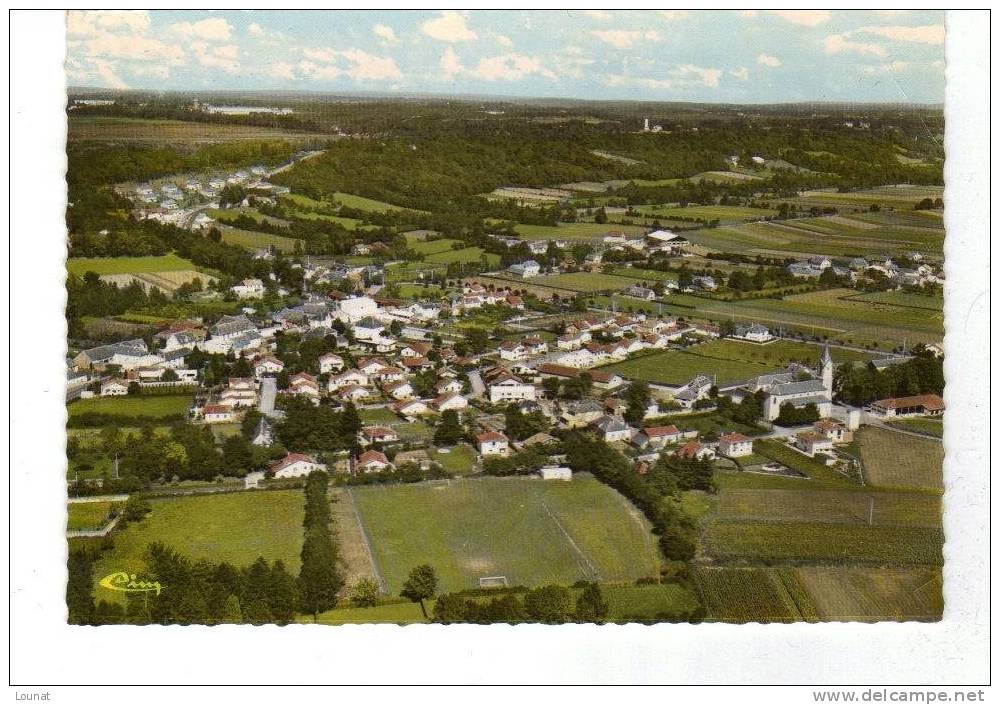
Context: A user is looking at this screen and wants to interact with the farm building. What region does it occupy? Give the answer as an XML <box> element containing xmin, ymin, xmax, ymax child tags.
<box><xmin>733</xmin><ymin>323</ymin><xmax>774</xmax><ymax>344</ymax></box>
<box><xmin>869</xmin><ymin>394</ymin><xmax>945</xmax><ymax>418</ymax></box>
<box><xmin>100</xmin><ymin>378</ymin><xmax>129</xmax><ymax>396</ymax></box>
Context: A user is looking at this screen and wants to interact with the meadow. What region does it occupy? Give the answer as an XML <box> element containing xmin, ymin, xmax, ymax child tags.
<box><xmin>67</xmin><ymin>501</ymin><xmax>120</xmax><ymax>531</ymax></box>
<box><xmin>349</xmin><ymin>475</ymin><xmax>660</xmax><ymax>594</ymax></box>
<box><xmin>886</xmin><ymin>417</ymin><xmax>944</xmax><ymax>438</ymax></box>
<box><xmin>715</xmin><ymin>488</ymin><xmax>941</xmax><ymax>528</ymax></box>
<box><xmin>793</xmin><ymin>566</ymin><xmax>943</xmax><ymax>622</ymax></box>
<box><xmin>601</xmin><ymin>348</ymin><xmax>774</xmax><ymax>387</ymax></box>
<box><xmin>67</xmin><ymin>394</ymin><xmax>194</xmax><ymax>422</ymax></box>
<box><xmin>635</xmin><ymin>204</ymin><xmax>778</xmax><ymax>222</ymax></box>
<box><xmin>87</xmin><ymin>489</ymin><xmax>306</xmax><ymax>603</ymax></box>
<box><xmin>217</xmin><ymin>225</ymin><xmax>301</xmax><ymax>253</ymax></box>
<box><xmin>67</xmin><ymin>253</ymin><xmax>198</xmax><ymax>277</ymax></box>
<box><xmin>513</xmin><ymin>222</ymin><xmax>646</xmax><ymax>241</ymax></box>
<box><xmin>530</xmin><ymin>271</ymin><xmax>647</xmax><ymax>292</ymax></box>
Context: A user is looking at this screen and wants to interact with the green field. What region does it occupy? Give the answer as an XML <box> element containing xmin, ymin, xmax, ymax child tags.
<box><xmin>218</xmin><ymin>225</ymin><xmax>301</xmax><ymax>253</ymax></box>
<box><xmin>426</xmin><ymin>246</ymin><xmax>500</xmax><ymax>266</ymax></box>
<box><xmin>88</xmin><ymin>490</ymin><xmax>305</xmax><ymax>603</ymax></box>
<box><xmin>67</xmin><ymin>394</ymin><xmax>193</xmax><ymax>421</ymax></box>
<box><xmin>513</xmin><ymin>222</ymin><xmax>647</xmax><ymax>241</ymax></box>
<box><xmin>886</xmin><ymin>417</ymin><xmax>944</xmax><ymax>438</ymax></box>
<box><xmin>646</xmin><ymin>410</ymin><xmax>764</xmax><ymax>439</ymax></box>
<box><xmin>531</xmin><ymin>271</ymin><xmax>646</xmax><ymax>292</ymax></box>
<box><xmin>695</xmin><ymin>567</ymin><xmax>805</xmax><ymax>623</ymax></box>
<box><xmin>600</xmin><ymin>347</ymin><xmax>776</xmax><ymax>387</ymax></box>
<box><xmin>715</xmin><ymin>488</ymin><xmax>941</xmax><ymax>527</ymax></box>
<box><xmin>350</xmin><ymin>475</ymin><xmax>660</xmax><ymax>594</ymax></box>
<box><xmin>409</xmin><ymin>238</ymin><xmax>463</xmax><ymax>255</ymax></box>
<box><xmin>288</xmin><ymin>210</ymin><xmax>379</xmax><ymax>231</ymax></box>
<box><xmin>432</xmin><ymin>444</ymin><xmax>478</xmax><ymax>474</ymax></box>
<box><xmin>67</xmin><ymin>501</ymin><xmax>119</xmax><ymax>531</ymax></box>
<box><xmin>857</xmin><ymin>427</ymin><xmax>943</xmax><ymax>490</ymax></box>
<box><xmin>848</xmin><ymin>290</ymin><xmax>944</xmax><ymax>311</ymax></box>
<box><xmin>67</xmin><ymin>254</ymin><xmax>198</xmax><ymax>277</ymax></box>
<box><xmin>636</xmin><ymin>204</ymin><xmax>778</xmax><ymax>222</ymax></box>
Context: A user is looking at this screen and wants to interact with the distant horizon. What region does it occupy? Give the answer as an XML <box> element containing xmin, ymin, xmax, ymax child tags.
<box><xmin>66</xmin><ymin>10</ymin><xmax>946</xmax><ymax>104</ymax></box>
<box><xmin>66</xmin><ymin>86</ymin><xmax>945</xmax><ymax>110</ymax></box>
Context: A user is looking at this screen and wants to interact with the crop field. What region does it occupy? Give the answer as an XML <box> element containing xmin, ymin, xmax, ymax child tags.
<box><xmin>287</xmin><ymin>210</ymin><xmax>379</xmax><ymax>231</ymax></box>
<box><xmin>610</xmin><ymin>267</ymin><xmax>679</xmax><ymax>283</ymax></box>
<box><xmin>715</xmin><ymin>489</ymin><xmax>941</xmax><ymax>527</ymax></box>
<box><xmin>67</xmin><ymin>394</ymin><xmax>193</xmax><ymax>421</ymax></box>
<box><xmin>386</xmin><ymin>261</ymin><xmax>447</xmax><ymax>282</ymax></box>
<box><xmin>67</xmin><ymin>254</ymin><xmax>198</xmax><ymax>277</ymax></box>
<box><xmin>410</xmin><ymin>238</ymin><xmax>463</xmax><ymax>255</ymax></box>
<box><xmin>635</xmin><ymin>204</ymin><xmax>777</xmax><ymax>222</ymax></box>
<box><xmin>694</xmin><ymin>567</ymin><xmax>805</xmax><ymax>623</ymax></box>
<box><xmin>206</xmin><ymin>208</ymin><xmax>291</xmax><ymax>229</ymax></box>
<box><xmin>349</xmin><ymin>475</ymin><xmax>660</xmax><ymax>594</ymax></box>
<box><xmin>694</xmin><ymin>339</ymin><xmax>872</xmax><ymax>367</ymax></box>
<box><xmin>67</xmin><ymin>501</ymin><xmax>119</xmax><ymax>531</ymax></box>
<box><xmin>531</xmin><ymin>271</ymin><xmax>646</xmax><ymax>292</ymax></box>
<box><xmin>847</xmin><ymin>290</ymin><xmax>944</xmax><ymax>311</ymax></box>
<box><xmin>794</xmin><ymin>566</ymin><xmax>943</xmax><ymax>622</ymax></box>
<box><xmin>98</xmin><ymin>270</ymin><xmax>219</xmax><ymax>296</ymax></box>
<box><xmin>217</xmin><ymin>225</ymin><xmax>301</xmax><ymax>253</ymax></box>
<box><xmin>331</xmin><ymin>191</ymin><xmax>413</xmax><ymax>213</ymax></box>
<box><xmin>88</xmin><ymin>490</ymin><xmax>305</xmax><ymax>603</ymax></box>
<box><xmin>856</xmin><ymin>427</ymin><xmax>943</xmax><ymax>490</ymax></box>
<box><xmin>692</xmin><ymin>171</ymin><xmax>764</xmax><ymax>184</ymax></box>
<box><xmin>790</xmin><ymin>185</ymin><xmax>944</xmax><ymax>210</ymax></box>
<box><xmin>513</xmin><ymin>222</ymin><xmax>647</xmax><ymax>241</ymax></box>
<box><xmin>702</xmin><ymin>522</ymin><xmax>944</xmax><ymax>565</ymax></box>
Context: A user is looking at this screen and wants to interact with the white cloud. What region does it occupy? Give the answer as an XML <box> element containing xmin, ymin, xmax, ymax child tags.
<box><xmin>730</xmin><ymin>67</ymin><xmax>749</xmax><ymax>80</ymax></box>
<box><xmin>862</xmin><ymin>61</ymin><xmax>910</xmax><ymax>74</ymax></box>
<box><xmin>471</xmin><ymin>53</ymin><xmax>557</xmax><ymax>82</ymax></box>
<box><xmin>440</xmin><ymin>47</ymin><xmax>463</xmax><ymax>79</ymax></box>
<box><xmin>67</xmin><ymin>11</ymin><xmax>150</xmax><ymax>38</ymax></box>
<box><xmin>248</xmin><ymin>22</ymin><xmax>264</xmax><ymax>37</ymax></box>
<box><xmin>659</xmin><ymin>11</ymin><xmax>690</xmax><ymax>21</ymax></box>
<box><xmin>757</xmin><ymin>53</ymin><xmax>781</xmax><ymax>68</ymax></box>
<box><xmin>590</xmin><ymin>29</ymin><xmax>661</xmax><ymax>49</ymax></box>
<box><xmin>672</xmin><ymin>64</ymin><xmax>722</xmax><ymax>88</ymax></box>
<box><xmin>769</xmin><ymin>10</ymin><xmax>831</xmax><ymax>27</ymax></box>
<box><xmin>824</xmin><ymin>33</ymin><xmax>888</xmax><ymax>58</ymax></box>
<box><xmin>79</xmin><ymin>32</ymin><xmax>185</xmax><ymax>65</ymax></box>
<box><xmin>266</xmin><ymin>62</ymin><xmax>297</xmax><ymax>81</ymax></box>
<box><xmin>191</xmin><ymin>42</ymin><xmax>240</xmax><ymax>73</ymax></box>
<box><xmin>167</xmin><ymin>17</ymin><xmax>232</xmax><ymax>42</ymax></box>
<box><xmin>494</xmin><ymin>33</ymin><xmax>513</xmax><ymax>47</ymax></box>
<box><xmin>92</xmin><ymin>59</ymin><xmax>129</xmax><ymax>89</ymax></box>
<box><xmin>583</xmin><ymin>10</ymin><xmax>612</xmax><ymax>21</ymax></box>
<box><xmin>299</xmin><ymin>47</ymin><xmax>402</xmax><ymax>81</ymax></box>
<box><xmin>373</xmin><ymin>24</ymin><xmax>398</xmax><ymax>45</ymax></box>
<box><xmin>856</xmin><ymin>24</ymin><xmax>945</xmax><ymax>45</ymax></box>
<box><xmin>421</xmin><ymin>11</ymin><xmax>477</xmax><ymax>42</ymax></box>
<box><xmin>128</xmin><ymin>63</ymin><xmax>170</xmax><ymax>80</ymax></box>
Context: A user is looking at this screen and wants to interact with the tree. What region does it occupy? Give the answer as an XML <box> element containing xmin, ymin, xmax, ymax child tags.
<box><xmin>432</xmin><ymin>593</ymin><xmax>468</xmax><ymax>624</ymax></box>
<box><xmin>400</xmin><ymin>564</ymin><xmax>438</xmax><ymax>619</ymax></box>
<box><xmin>575</xmin><ymin>583</ymin><xmax>609</xmax><ymax>624</ymax></box>
<box><xmin>623</xmin><ymin>380</ymin><xmax>651</xmax><ymax>425</ymax></box>
<box><xmin>222</xmin><ymin>594</ymin><xmax>243</xmax><ymax>623</ymax></box>
<box><xmin>350</xmin><ymin>578</ymin><xmax>380</xmax><ymax>608</ymax></box>
<box><xmin>121</xmin><ymin>495</ymin><xmax>152</xmax><ymax>523</ymax></box>
<box><xmin>594</xmin><ymin>207</ymin><xmax>608</xmax><ymax>224</ymax></box>
<box><xmin>433</xmin><ymin>409</ymin><xmax>463</xmax><ymax>446</ymax></box>
<box><xmin>66</xmin><ymin>550</ymin><xmax>95</xmax><ymax>625</ymax></box>
<box><xmin>524</xmin><ymin>585</ymin><xmax>574</xmax><ymax>624</ymax></box>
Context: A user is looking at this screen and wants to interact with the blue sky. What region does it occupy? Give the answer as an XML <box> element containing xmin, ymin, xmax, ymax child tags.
<box><xmin>66</xmin><ymin>10</ymin><xmax>946</xmax><ymax>103</ymax></box>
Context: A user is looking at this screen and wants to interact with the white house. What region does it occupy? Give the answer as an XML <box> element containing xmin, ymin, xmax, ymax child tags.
<box><xmin>231</xmin><ymin>278</ymin><xmax>265</xmax><ymax>300</ymax></box>
<box><xmin>593</xmin><ymin>415</ymin><xmax>633</xmax><ymax>443</ymax></box>
<box><xmin>336</xmin><ymin>295</ymin><xmax>379</xmax><ymax>323</ymax></box>
<box><xmin>793</xmin><ymin>431</ymin><xmax>835</xmax><ymax>457</ymax></box>
<box><xmin>318</xmin><ymin>353</ymin><xmax>345</xmax><ymax>374</ymax></box>
<box><xmin>508</xmin><ymin>260</ymin><xmax>541</xmax><ymax>278</ymax></box>
<box><xmin>270</xmin><ymin>452</ymin><xmax>326</xmax><ymax>479</ymax></box>
<box><xmin>384</xmin><ymin>381</ymin><xmax>415</xmax><ymax>400</ymax></box>
<box><xmin>489</xmin><ymin>375</ymin><xmax>537</xmax><ymax>403</ymax></box>
<box><xmin>734</xmin><ymin>323</ymin><xmax>774</xmax><ymax>344</ymax></box>
<box><xmin>356</xmin><ymin>450</ymin><xmax>393</xmax><ymax>473</ymax></box>
<box><xmin>202</xmin><ymin>404</ymin><xmax>236</xmax><ymax>424</ymax></box>
<box><xmin>431</xmin><ymin>392</ymin><xmax>468</xmax><ymax>412</ymax></box>
<box><xmin>477</xmin><ymin>431</ymin><xmax>510</xmax><ymax>456</ymax></box>
<box><xmin>253</xmin><ymin>355</ymin><xmax>284</xmax><ymax>379</ymax></box>
<box><xmin>100</xmin><ymin>378</ymin><xmax>129</xmax><ymax>396</ymax></box>
<box><xmin>718</xmin><ymin>432</ymin><xmax>754</xmax><ymax>458</ymax></box>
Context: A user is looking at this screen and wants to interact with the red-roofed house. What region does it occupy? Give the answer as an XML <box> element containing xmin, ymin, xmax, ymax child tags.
<box><xmin>869</xmin><ymin>394</ymin><xmax>945</xmax><ymax>418</ymax></box>
<box><xmin>718</xmin><ymin>432</ymin><xmax>753</xmax><ymax>458</ymax></box>
<box><xmin>676</xmin><ymin>440</ymin><xmax>715</xmax><ymax>461</ymax></box>
<box><xmin>356</xmin><ymin>450</ymin><xmax>393</xmax><ymax>473</ymax></box>
<box><xmin>270</xmin><ymin>452</ymin><xmax>326</xmax><ymax>479</ymax></box>
<box><xmin>476</xmin><ymin>431</ymin><xmax>509</xmax><ymax>456</ymax></box>
<box><xmin>636</xmin><ymin>425</ymin><xmax>683</xmax><ymax>448</ymax></box>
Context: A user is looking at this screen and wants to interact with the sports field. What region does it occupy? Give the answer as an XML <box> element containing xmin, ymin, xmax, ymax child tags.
<box><xmin>67</xmin><ymin>394</ymin><xmax>194</xmax><ymax>421</ymax></box>
<box><xmin>67</xmin><ymin>254</ymin><xmax>198</xmax><ymax>277</ymax></box>
<box><xmin>531</xmin><ymin>271</ymin><xmax>646</xmax><ymax>292</ymax></box>
<box><xmin>349</xmin><ymin>475</ymin><xmax>660</xmax><ymax>594</ymax></box>
<box><xmin>88</xmin><ymin>490</ymin><xmax>305</xmax><ymax>603</ymax></box>
<box><xmin>856</xmin><ymin>427</ymin><xmax>944</xmax><ymax>490</ymax></box>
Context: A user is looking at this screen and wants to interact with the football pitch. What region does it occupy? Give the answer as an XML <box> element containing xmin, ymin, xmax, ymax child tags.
<box><xmin>349</xmin><ymin>475</ymin><xmax>661</xmax><ymax>594</ymax></box>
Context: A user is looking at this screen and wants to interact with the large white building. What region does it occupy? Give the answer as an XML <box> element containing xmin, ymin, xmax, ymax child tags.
<box><xmin>488</xmin><ymin>374</ymin><xmax>537</xmax><ymax>403</ymax></box>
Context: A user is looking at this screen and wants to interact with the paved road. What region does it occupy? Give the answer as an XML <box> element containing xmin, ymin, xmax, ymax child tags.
<box><xmin>259</xmin><ymin>377</ymin><xmax>277</xmax><ymax>416</ymax></box>
<box><xmin>468</xmin><ymin>370</ymin><xmax>486</xmax><ymax>398</ymax></box>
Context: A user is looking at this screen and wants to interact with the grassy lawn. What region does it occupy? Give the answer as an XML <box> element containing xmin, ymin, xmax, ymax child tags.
<box><xmin>67</xmin><ymin>501</ymin><xmax>119</xmax><ymax>531</ymax></box>
<box><xmin>532</xmin><ymin>271</ymin><xmax>646</xmax><ymax>292</ymax></box>
<box><xmin>67</xmin><ymin>394</ymin><xmax>193</xmax><ymax>421</ymax></box>
<box><xmin>600</xmin><ymin>349</ymin><xmax>775</xmax><ymax>387</ymax></box>
<box><xmin>848</xmin><ymin>291</ymin><xmax>944</xmax><ymax>311</ymax></box>
<box><xmin>91</xmin><ymin>490</ymin><xmax>305</xmax><ymax>604</ymax></box>
<box><xmin>603</xmin><ymin>583</ymin><xmax>700</xmax><ymax>622</ymax></box>
<box><xmin>349</xmin><ymin>475</ymin><xmax>660</xmax><ymax>594</ymax></box>
<box><xmin>409</xmin><ymin>238</ymin><xmax>463</xmax><ymax>255</ymax></box>
<box><xmin>645</xmin><ymin>410</ymin><xmax>764</xmax><ymax>439</ymax></box>
<box><xmin>432</xmin><ymin>444</ymin><xmax>478</xmax><ymax>475</ymax></box>
<box><xmin>426</xmin><ymin>247</ymin><xmax>500</xmax><ymax>266</ymax></box>
<box><xmin>360</xmin><ymin>407</ymin><xmax>401</xmax><ymax>424</ymax></box>
<box><xmin>715</xmin><ymin>488</ymin><xmax>941</xmax><ymax>527</ymax></box>
<box><xmin>856</xmin><ymin>427</ymin><xmax>943</xmax><ymax>490</ymax></box>
<box><xmin>886</xmin><ymin>417</ymin><xmax>944</xmax><ymax>438</ymax></box>
<box><xmin>753</xmin><ymin>439</ymin><xmax>856</xmax><ymax>486</ymax></box>
<box><xmin>300</xmin><ymin>600</ymin><xmax>430</xmax><ymax>625</ymax></box>
<box><xmin>67</xmin><ymin>254</ymin><xmax>197</xmax><ymax>277</ymax></box>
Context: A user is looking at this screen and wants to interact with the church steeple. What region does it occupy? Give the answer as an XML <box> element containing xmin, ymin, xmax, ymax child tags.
<box><xmin>820</xmin><ymin>343</ymin><xmax>833</xmax><ymax>391</ymax></box>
